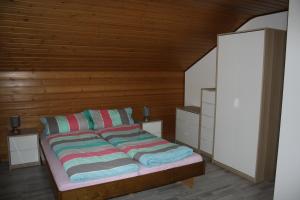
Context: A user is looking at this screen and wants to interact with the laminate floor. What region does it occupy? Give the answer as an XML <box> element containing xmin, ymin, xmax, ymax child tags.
<box><xmin>0</xmin><ymin>162</ymin><xmax>274</xmax><ymax>200</ymax></box>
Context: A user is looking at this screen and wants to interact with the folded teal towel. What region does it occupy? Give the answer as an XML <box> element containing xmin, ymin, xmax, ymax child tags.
<box><xmin>139</xmin><ymin>146</ymin><xmax>193</xmax><ymax>167</ymax></box>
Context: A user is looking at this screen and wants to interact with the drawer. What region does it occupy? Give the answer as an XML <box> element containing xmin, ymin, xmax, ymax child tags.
<box><xmin>142</xmin><ymin>121</ymin><xmax>162</xmax><ymax>137</ymax></box>
<box><xmin>9</xmin><ymin>135</ymin><xmax>38</xmax><ymax>152</ymax></box>
<box><xmin>201</xmin><ymin>102</ymin><xmax>215</xmax><ymax>117</ymax></box>
<box><xmin>201</xmin><ymin>115</ymin><xmax>215</xmax><ymax>129</ymax></box>
<box><xmin>200</xmin><ymin>137</ymin><xmax>213</xmax><ymax>155</ymax></box>
<box><xmin>200</xmin><ymin>126</ymin><xmax>214</xmax><ymax>141</ymax></box>
<box><xmin>176</xmin><ymin>119</ymin><xmax>199</xmax><ymax>135</ymax></box>
<box><xmin>176</xmin><ymin>120</ymin><xmax>199</xmax><ymax>149</ymax></box>
<box><xmin>176</xmin><ymin>109</ymin><xmax>199</xmax><ymax>123</ymax></box>
<box><xmin>202</xmin><ymin>90</ymin><xmax>215</xmax><ymax>104</ymax></box>
<box><xmin>10</xmin><ymin>148</ymin><xmax>39</xmax><ymax>165</ymax></box>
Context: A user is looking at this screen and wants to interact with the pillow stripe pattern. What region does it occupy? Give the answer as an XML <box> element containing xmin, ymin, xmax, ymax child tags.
<box><xmin>67</xmin><ymin>115</ymin><xmax>79</xmax><ymax>131</ymax></box>
<box><xmin>100</xmin><ymin>110</ymin><xmax>113</xmax><ymax>127</ymax></box>
<box><xmin>44</xmin><ymin>117</ymin><xmax>59</xmax><ymax>134</ymax></box>
<box><xmin>118</xmin><ymin>109</ymin><xmax>130</xmax><ymax>124</ymax></box>
<box><xmin>121</xmin><ymin>108</ymin><xmax>134</xmax><ymax>124</ymax></box>
<box><xmin>56</xmin><ymin>116</ymin><xmax>70</xmax><ymax>133</ymax></box>
<box><xmin>87</xmin><ymin>107</ymin><xmax>134</xmax><ymax>129</ymax></box>
<box><xmin>41</xmin><ymin>112</ymin><xmax>93</xmax><ymax>135</ymax></box>
<box><xmin>109</xmin><ymin>109</ymin><xmax>122</xmax><ymax>126</ymax></box>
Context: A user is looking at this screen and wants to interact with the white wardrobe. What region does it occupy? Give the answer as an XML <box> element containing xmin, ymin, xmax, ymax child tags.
<box><xmin>213</xmin><ymin>29</ymin><xmax>286</xmax><ymax>183</ymax></box>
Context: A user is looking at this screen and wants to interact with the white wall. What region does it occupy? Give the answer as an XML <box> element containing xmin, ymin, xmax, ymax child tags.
<box><xmin>184</xmin><ymin>11</ymin><xmax>288</xmax><ymax>106</ymax></box>
<box><xmin>274</xmin><ymin>1</ymin><xmax>300</xmax><ymax>199</ymax></box>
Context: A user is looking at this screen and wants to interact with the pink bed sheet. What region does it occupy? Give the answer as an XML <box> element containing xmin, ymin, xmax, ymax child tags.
<box><xmin>41</xmin><ymin>136</ymin><xmax>203</xmax><ymax>192</ymax></box>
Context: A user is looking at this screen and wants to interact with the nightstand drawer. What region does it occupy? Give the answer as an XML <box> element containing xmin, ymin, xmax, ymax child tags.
<box><xmin>10</xmin><ymin>148</ymin><xmax>39</xmax><ymax>165</ymax></box>
<box><xmin>142</xmin><ymin>121</ymin><xmax>162</xmax><ymax>137</ymax></box>
<box><xmin>9</xmin><ymin>135</ymin><xmax>38</xmax><ymax>151</ymax></box>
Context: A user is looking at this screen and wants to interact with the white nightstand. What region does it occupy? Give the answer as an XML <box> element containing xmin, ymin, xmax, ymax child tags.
<box><xmin>8</xmin><ymin>128</ymin><xmax>40</xmax><ymax>170</ymax></box>
<box><xmin>140</xmin><ymin>120</ymin><xmax>162</xmax><ymax>137</ymax></box>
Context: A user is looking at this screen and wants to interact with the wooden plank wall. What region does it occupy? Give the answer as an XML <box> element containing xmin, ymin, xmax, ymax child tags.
<box><xmin>0</xmin><ymin>71</ymin><xmax>183</xmax><ymax>161</ymax></box>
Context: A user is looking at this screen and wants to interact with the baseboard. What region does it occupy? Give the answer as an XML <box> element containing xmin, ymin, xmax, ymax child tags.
<box><xmin>212</xmin><ymin>159</ymin><xmax>257</xmax><ymax>183</ymax></box>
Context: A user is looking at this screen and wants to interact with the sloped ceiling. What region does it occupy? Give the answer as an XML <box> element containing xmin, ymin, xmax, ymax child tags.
<box><xmin>0</xmin><ymin>0</ymin><xmax>288</xmax><ymax>71</ymax></box>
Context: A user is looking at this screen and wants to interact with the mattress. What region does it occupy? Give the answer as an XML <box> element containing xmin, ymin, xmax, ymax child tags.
<box><xmin>41</xmin><ymin>136</ymin><xmax>203</xmax><ymax>192</ymax></box>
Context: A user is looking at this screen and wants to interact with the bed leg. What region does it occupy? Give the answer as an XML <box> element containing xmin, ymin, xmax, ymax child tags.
<box><xmin>181</xmin><ymin>178</ymin><xmax>194</xmax><ymax>188</ymax></box>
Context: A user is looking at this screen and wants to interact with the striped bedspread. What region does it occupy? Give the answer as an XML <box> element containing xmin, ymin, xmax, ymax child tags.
<box><xmin>47</xmin><ymin>131</ymin><xmax>139</xmax><ymax>182</ymax></box>
<box><xmin>97</xmin><ymin>124</ymin><xmax>193</xmax><ymax>167</ymax></box>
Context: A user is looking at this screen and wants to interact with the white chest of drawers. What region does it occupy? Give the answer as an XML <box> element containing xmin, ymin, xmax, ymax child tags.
<box><xmin>176</xmin><ymin>106</ymin><xmax>200</xmax><ymax>149</ymax></box>
<box><xmin>199</xmin><ymin>89</ymin><xmax>216</xmax><ymax>157</ymax></box>
<box><xmin>8</xmin><ymin>128</ymin><xmax>40</xmax><ymax>170</ymax></box>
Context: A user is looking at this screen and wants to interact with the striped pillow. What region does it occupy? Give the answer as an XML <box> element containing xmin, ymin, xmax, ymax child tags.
<box><xmin>41</xmin><ymin>112</ymin><xmax>93</xmax><ymax>135</ymax></box>
<box><xmin>86</xmin><ymin>107</ymin><xmax>134</xmax><ymax>129</ymax></box>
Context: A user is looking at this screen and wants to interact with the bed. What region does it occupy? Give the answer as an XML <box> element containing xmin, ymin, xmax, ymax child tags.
<box><xmin>40</xmin><ymin>127</ymin><xmax>205</xmax><ymax>200</ymax></box>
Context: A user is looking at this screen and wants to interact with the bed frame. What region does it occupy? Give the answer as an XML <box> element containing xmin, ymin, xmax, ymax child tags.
<box><xmin>40</xmin><ymin>140</ymin><xmax>205</xmax><ymax>200</ymax></box>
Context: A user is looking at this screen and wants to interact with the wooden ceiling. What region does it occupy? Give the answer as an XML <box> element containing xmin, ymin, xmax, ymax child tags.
<box><xmin>0</xmin><ymin>0</ymin><xmax>288</xmax><ymax>71</ymax></box>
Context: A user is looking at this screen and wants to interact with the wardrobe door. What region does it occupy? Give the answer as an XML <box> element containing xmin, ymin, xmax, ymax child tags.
<box><xmin>214</xmin><ymin>30</ymin><xmax>265</xmax><ymax>177</ymax></box>
<box><xmin>214</xmin><ymin>33</ymin><xmax>238</xmax><ymax>169</ymax></box>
